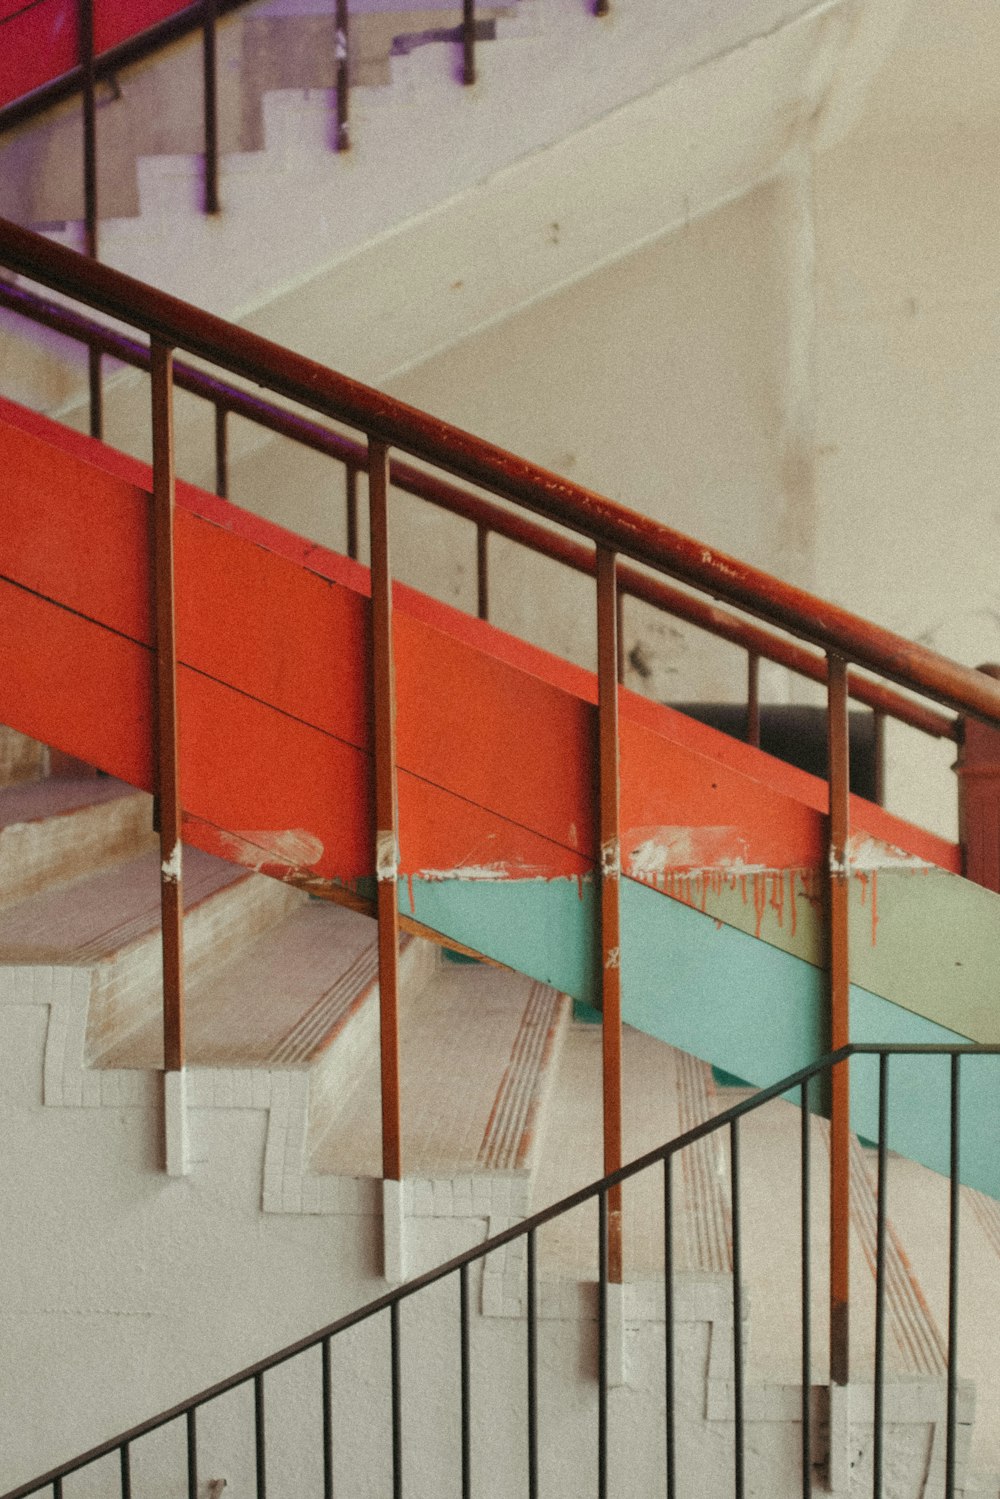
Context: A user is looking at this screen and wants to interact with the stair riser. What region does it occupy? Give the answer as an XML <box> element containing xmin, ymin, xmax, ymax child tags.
<box><xmin>86</xmin><ymin>873</ymin><xmax>302</xmax><ymax>1062</ymax></box>
<box><xmin>0</xmin><ymin>794</ymin><xmax>154</xmax><ymax>907</ymax></box>
<box><xmin>0</xmin><ymin>726</ymin><xmax>45</xmax><ymax>788</ymax></box>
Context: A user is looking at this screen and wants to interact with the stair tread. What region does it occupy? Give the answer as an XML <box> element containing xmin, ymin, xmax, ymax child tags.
<box><xmin>0</xmin><ymin>845</ymin><xmax>244</xmax><ymax>963</ymax></box>
<box><xmin>99</xmin><ymin>901</ymin><xmax>378</xmax><ymax>1068</ymax></box>
<box><xmin>309</xmin><ymin>963</ymin><xmax>567</xmax><ymax>1180</ymax></box>
<box><xmin>0</xmin><ymin>775</ymin><xmax>141</xmax><ymax>832</ymax></box>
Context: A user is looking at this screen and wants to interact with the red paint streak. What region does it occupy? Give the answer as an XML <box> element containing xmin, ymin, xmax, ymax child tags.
<box><xmin>770</xmin><ymin>871</ymin><xmax>785</xmax><ymax>927</ymax></box>
<box><xmin>753</xmin><ymin>873</ymin><xmax>766</xmax><ymax>939</ymax></box>
<box><xmin>871</xmin><ymin>870</ymin><xmax>879</xmax><ymax>947</ymax></box>
<box><xmin>406</xmin><ymin>873</ymin><xmax>415</xmax><ymax>914</ymax></box>
<box><xmin>789</xmin><ymin>873</ymin><xmax>798</xmax><ymax>939</ymax></box>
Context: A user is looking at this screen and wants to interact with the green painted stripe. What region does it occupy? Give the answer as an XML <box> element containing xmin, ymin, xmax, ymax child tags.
<box><xmin>404</xmin><ymin>873</ymin><xmax>1000</xmax><ymax>1198</ymax></box>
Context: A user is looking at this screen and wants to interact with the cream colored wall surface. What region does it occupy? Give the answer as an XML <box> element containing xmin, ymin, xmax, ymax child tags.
<box><xmin>814</xmin><ymin>0</ymin><xmax>1000</xmax><ymax>836</ymax></box>
<box><xmin>378</xmin><ymin>173</ymin><xmax>815</xmax><ymax>705</ymax></box>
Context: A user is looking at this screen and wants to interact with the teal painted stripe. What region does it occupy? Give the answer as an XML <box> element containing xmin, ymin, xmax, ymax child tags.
<box><xmin>404</xmin><ymin>873</ymin><xmax>1000</xmax><ymax>1199</ymax></box>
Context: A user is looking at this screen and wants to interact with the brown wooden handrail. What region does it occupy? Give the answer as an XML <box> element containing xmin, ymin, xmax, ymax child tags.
<box><xmin>0</xmin><ymin>274</ymin><xmax>958</xmax><ymax>746</ymax></box>
<box><xmin>1</xmin><ymin>218</ymin><xmax>991</xmax><ymax>730</ymax></box>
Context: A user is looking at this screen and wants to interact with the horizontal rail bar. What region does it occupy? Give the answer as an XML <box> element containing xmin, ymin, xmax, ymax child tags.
<box><xmin>8</xmin><ymin>1041</ymin><xmax>997</xmax><ymax>1499</ymax></box>
<box><xmin>0</xmin><ymin>279</ymin><xmax>960</xmax><ymax>747</ymax></box>
<box><xmin>0</xmin><ymin>219</ymin><xmax>998</xmax><ymax>729</ymax></box>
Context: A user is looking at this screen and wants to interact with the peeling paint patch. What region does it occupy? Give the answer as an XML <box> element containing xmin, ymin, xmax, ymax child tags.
<box><xmin>376</xmin><ymin>830</ymin><xmax>398</xmax><ymax>883</ymax></box>
<box><xmin>415</xmin><ymin>861</ymin><xmax>550</xmax><ymax>882</ymax></box>
<box><xmin>605</xmin><ymin>946</ymin><xmax>620</xmax><ymax>970</ymax></box>
<box><xmin>626</xmin><ymin>826</ymin><xmax>751</xmax><ymax>880</ymax></box>
<box><xmin>161</xmin><ymin>843</ymin><xmax>181</xmax><ymax>883</ymax></box>
<box><xmin>219</xmin><ymin>828</ymin><xmax>324</xmax><ymax>873</ymax></box>
<box><xmin>847</xmin><ymin>834</ymin><xmax>933</xmax><ymax>871</ymax></box>
<box><xmin>600</xmin><ymin>837</ymin><xmax>620</xmax><ymax>878</ymax></box>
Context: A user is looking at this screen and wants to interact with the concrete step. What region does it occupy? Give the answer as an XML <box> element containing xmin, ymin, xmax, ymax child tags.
<box><xmin>0</xmin><ymin>725</ymin><xmax>46</xmax><ymax>788</ymax></box>
<box><xmin>0</xmin><ymin>843</ymin><xmax>300</xmax><ymax>1072</ymax></box>
<box><xmin>308</xmin><ymin>958</ymin><xmax>569</xmax><ymax>1223</ymax></box>
<box><xmin>0</xmin><ymin>775</ymin><xmax>153</xmax><ymax>907</ymax></box>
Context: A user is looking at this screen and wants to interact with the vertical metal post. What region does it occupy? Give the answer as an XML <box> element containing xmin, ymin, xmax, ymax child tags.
<box><xmin>459</xmin><ymin>1266</ymin><xmax>471</xmax><ymax>1499</ymax></box>
<box><xmin>213</xmin><ymin>404</ymin><xmax>228</xmax><ymax>498</ymax></box>
<box><xmin>873</xmin><ymin>1054</ymin><xmax>889</xmax><ymax>1499</ymax></box>
<box><xmin>254</xmin><ymin>1373</ymin><xmax>267</xmax><ymax>1499</ymax></box>
<box><xmin>79</xmin><ymin>0</ymin><xmax>98</xmax><ymax>258</ymax></box>
<box><xmin>186</xmin><ymin>1409</ymin><xmax>198</xmax><ymax>1499</ymax></box>
<box><xmin>873</xmin><ymin>709</ymin><xmax>886</xmax><ymax>808</ymax></box>
<box><xmin>119</xmin><ymin>1444</ymin><xmax>131</xmax><ymax>1499</ymax></box>
<box><xmin>462</xmin><ymin>0</ymin><xmax>476</xmax><ymax>85</ymax></box>
<box><xmin>335</xmin><ymin>0</ymin><xmax>350</xmax><ymax>151</ymax></box>
<box><xmin>390</xmin><ymin>1302</ymin><xmax>403</xmax><ymax>1499</ymax></box>
<box><xmin>746</xmin><ymin>651</ymin><xmax>761</xmax><ymax>748</ymax></box>
<box><xmin>800</xmin><ymin>1081</ymin><xmax>812</xmax><ymax>1499</ymax></box>
<box><xmin>596</xmin><ymin>546</ymin><xmax>623</xmax><ymax>1284</ymax></box>
<box><xmin>476</xmin><ymin>524</ymin><xmax>489</xmax><ymax>622</ymax></box>
<box><xmin>88</xmin><ymin>346</ymin><xmax>103</xmax><ymax>439</ymax></box>
<box><xmin>369</xmin><ymin>440</ymin><xmax>402</xmax><ymax>1185</ymax></box>
<box><xmin>527</xmin><ymin>1228</ymin><xmax>538</xmax><ymax>1499</ymax></box>
<box><xmin>202</xmin><ymin>0</ymin><xmax>220</xmax><ymax>214</ymax></box>
<box><xmin>322</xmin><ymin>1338</ymin><xmax>334</xmax><ymax>1499</ymax></box>
<box><xmin>731</xmin><ymin>1118</ymin><xmax>745</xmax><ymax>1499</ymax></box>
<box><xmin>945</xmin><ymin>1053</ymin><xmax>961</xmax><ymax>1499</ymax></box>
<box><xmin>594</xmin><ymin>0</ymin><xmax>609</xmax><ymax>16</ymax></box>
<box><xmin>151</xmin><ymin>343</ymin><xmax>185</xmax><ymax>1083</ymax></box>
<box><xmin>345</xmin><ymin>466</ymin><xmax>359</xmax><ymax>560</ymax></box>
<box><xmin>827</xmin><ymin>653</ymin><xmax>851</xmax><ymax>1386</ymax></box>
<box><xmin>597</xmin><ymin>1189</ymin><xmax>608</xmax><ymax>1499</ymax></box>
<box><xmin>615</xmin><ymin>585</ymin><xmax>625</xmax><ymax>685</ymax></box>
<box><xmin>664</xmin><ymin>1156</ymin><xmax>676</xmax><ymax>1499</ymax></box>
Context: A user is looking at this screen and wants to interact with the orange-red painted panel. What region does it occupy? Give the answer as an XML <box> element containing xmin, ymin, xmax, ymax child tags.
<box><xmin>0</xmin><ymin>399</ymin><xmax>959</xmax><ymax>890</ymax></box>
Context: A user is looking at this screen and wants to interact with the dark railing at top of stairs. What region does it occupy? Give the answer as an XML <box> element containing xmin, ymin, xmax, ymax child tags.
<box><xmin>3</xmin><ymin>217</ymin><xmax>1000</xmax><ymax>1390</ymax></box>
<box><xmin>1</xmin><ymin>1043</ymin><xmax>995</xmax><ymax>1499</ymax></box>
<box><xmin>0</xmin><ymin>0</ymin><xmax>612</xmax><ymax>261</ymax></box>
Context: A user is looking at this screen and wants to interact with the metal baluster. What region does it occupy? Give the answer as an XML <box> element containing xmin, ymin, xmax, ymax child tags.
<box><xmin>664</xmin><ymin>1156</ymin><xmax>676</xmax><ymax>1499</ymax></box>
<box><xmin>800</xmin><ymin>1081</ymin><xmax>812</xmax><ymax>1498</ymax></box>
<box><xmin>615</xmin><ymin>585</ymin><xmax>625</xmax><ymax>686</ymax></box>
<box><xmin>459</xmin><ymin>1265</ymin><xmax>472</xmax><ymax>1499</ymax></box>
<box><xmin>527</xmin><ymin>1228</ymin><xmax>538</xmax><ymax>1499</ymax></box>
<box><xmin>186</xmin><ymin>1408</ymin><xmax>198</xmax><ymax>1499</ymax></box>
<box><xmin>462</xmin><ymin>0</ymin><xmax>476</xmax><ymax>84</ymax></box>
<box><xmin>119</xmin><ymin>1442</ymin><xmax>132</xmax><ymax>1499</ymax></box>
<box><xmin>254</xmin><ymin>1372</ymin><xmax>267</xmax><ymax>1499</ymax></box>
<box><xmin>746</xmin><ymin>651</ymin><xmax>761</xmax><ymax>747</ymax></box>
<box><xmin>598</xmin><ymin>1188</ymin><xmax>608</xmax><ymax>1499</ymax></box>
<box><xmin>88</xmin><ymin>345</ymin><xmax>103</xmax><ymax>439</ymax></box>
<box><xmin>593</xmin><ymin>0</ymin><xmax>609</xmax><ymax>16</ymax></box>
<box><xmin>827</xmin><ymin>653</ymin><xmax>851</xmax><ymax>1386</ymax></box>
<box><xmin>322</xmin><ymin>1337</ymin><xmax>334</xmax><ymax>1499</ymax></box>
<box><xmin>151</xmin><ymin>343</ymin><xmax>186</xmax><ymax>1119</ymax></box>
<box><xmin>390</xmin><ymin>1301</ymin><xmax>403</xmax><ymax>1499</ymax></box>
<box><xmin>214</xmin><ymin>404</ymin><xmax>228</xmax><ymax>498</ymax></box>
<box><xmin>335</xmin><ymin>0</ymin><xmax>350</xmax><ymax>151</ymax></box>
<box><xmin>203</xmin><ymin>0</ymin><xmax>220</xmax><ymax>214</ymax></box>
<box><xmin>345</xmin><ymin>466</ymin><xmax>359</xmax><ymax>560</ymax></box>
<box><xmin>873</xmin><ymin>709</ymin><xmax>886</xmax><ymax>808</ymax></box>
<box><xmin>596</xmin><ymin>547</ymin><xmax>623</xmax><ymax>1284</ymax></box>
<box><xmin>731</xmin><ymin>1118</ymin><xmax>745</xmax><ymax>1499</ymax></box>
<box><xmin>873</xmin><ymin>1055</ymin><xmax>889</xmax><ymax>1499</ymax></box>
<box><xmin>79</xmin><ymin>0</ymin><xmax>98</xmax><ymax>258</ymax></box>
<box><xmin>945</xmin><ymin>1054</ymin><xmax>961</xmax><ymax>1499</ymax></box>
<box><xmin>369</xmin><ymin>440</ymin><xmax>403</xmax><ymax>1193</ymax></box>
<box><xmin>476</xmin><ymin>524</ymin><xmax>489</xmax><ymax>622</ymax></box>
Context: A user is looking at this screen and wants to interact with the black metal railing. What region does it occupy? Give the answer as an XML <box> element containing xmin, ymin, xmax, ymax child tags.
<box><xmin>2</xmin><ymin>1042</ymin><xmax>993</xmax><ymax>1499</ymax></box>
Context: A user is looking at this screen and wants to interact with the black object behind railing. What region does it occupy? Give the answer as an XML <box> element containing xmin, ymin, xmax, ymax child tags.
<box><xmin>2</xmin><ymin>1042</ymin><xmax>992</xmax><ymax>1499</ymax></box>
<box><xmin>672</xmin><ymin>703</ymin><xmax>882</xmax><ymax>804</ymax></box>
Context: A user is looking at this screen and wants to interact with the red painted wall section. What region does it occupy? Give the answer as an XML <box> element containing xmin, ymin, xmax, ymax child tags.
<box><xmin>0</xmin><ymin>397</ymin><xmax>959</xmax><ymax>894</ymax></box>
<box><xmin>0</xmin><ymin>0</ymin><xmax>192</xmax><ymax>110</ymax></box>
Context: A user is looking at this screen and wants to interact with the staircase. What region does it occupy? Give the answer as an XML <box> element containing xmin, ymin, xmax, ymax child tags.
<box><xmin>3</xmin><ymin>730</ymin><xmax>999</xmax><ymax>1495</ymax></box>
<box><xmin>3</xmin><ymin>211</ymin><xmax>1000</xmax><ymax>1492</ymax></box>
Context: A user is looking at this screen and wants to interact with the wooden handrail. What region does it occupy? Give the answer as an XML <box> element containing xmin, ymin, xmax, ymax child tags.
<box><xmin>0</xmin><ymin>276</ymin><xmax>958</xmax><ymax>745</ymax></box>
<box><xmin>0</xmin><ymin>216</ymin><xmax>997</xmax><ymax>730</ymax></box>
